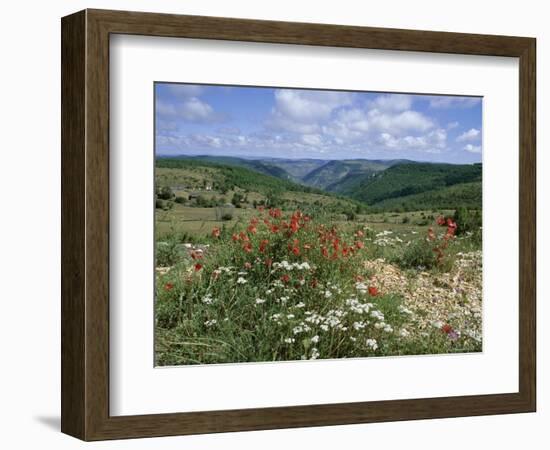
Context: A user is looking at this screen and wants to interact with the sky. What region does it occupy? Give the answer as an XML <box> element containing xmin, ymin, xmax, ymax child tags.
<box><xmin>155</xmin><ymin>83</ymin><xmax>482</xmax><ymax>163</ymax></box>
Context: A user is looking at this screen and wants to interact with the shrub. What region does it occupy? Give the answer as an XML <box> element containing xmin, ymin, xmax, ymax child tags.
<box><xmin>174</xmin><ymin>196</ymin><xmax>187</xmax><ymax>204</ymax></box>
<box><xmin>157</xmin><ymin>186</ymin><xmax>174</xmax><ymax>200</ymax></box>
<box><xmin>453</xmin><ymin>207</ymin><xmax>482</xmax><ymax>236</ymax></box>
<box><xmin>393</xmin><ymin>238</ymin><xmax>438</xmax><ymax>270</ymax></box>
<box><xmin>221</xmin><ymin>213</ymin><xmax>233</xmax><ymax>221</ymax></box>
<box><xmin>155</xmin><ymin>199</ymin><xmax>164</xmax><ymax>209</ymax></box>
<box><xmin>402</xmin><ymin>216</ymin><xmax>410</xmax><ymax>224</ymax></box>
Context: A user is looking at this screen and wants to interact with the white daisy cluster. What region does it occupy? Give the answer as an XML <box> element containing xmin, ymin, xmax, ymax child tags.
<box><xmin>272</xmin><ymin>261</ymin><xmax>311</xmax><ymax>271</ymax></box>
<box><xmin>345</xmin><ymin>297</ymin><xmax>373</xmax><ymax>314</ymax></box>
<box><xmin>204</xmin><ymin>319</ymin><xmax>217</xmax><ymax>327</ymax></box>
<box><xmin>201</xmin><ymin>294</ymin><xmax>215</xmax><ymax>305</ymax></box>
<box><xmin>365</xmin><ymin>338</ymin><xmax>378</xmax><ymax>350</ymax></box>
<box><xmin>236</xmin><ymin>277</ymin><xmax>247</xmax><ymax>284</ymax></box>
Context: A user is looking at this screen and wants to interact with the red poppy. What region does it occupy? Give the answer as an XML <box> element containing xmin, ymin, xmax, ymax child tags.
<box><xmin>231</xmin><ymin>233</ymin><xmax>239</xmax><ymax>242</ymax></box>
<box><xmin>269</xmin><ymin>208</ymin><xmax>282</xmax><ymax>219</ymax></box>
<box><xmin>239</xmin><ymin>231</ymin><xmax>249</xmax><ymax>242</ymax></box>
<box><xmin>244</xmin><ymin>262</ymin><xmax>252</xmax><ymax>269</ymax></box>
<box><xmin>247</xmin><ymin>224</ymin><xmax>257</xmax><ymax>234</ymax></box>
<box><xmin>194</xmin><ymin>263</ymin><xmax>203</xmax><ymax>271</ymax></box>
<box><xmin>270</xmin><ymin>224</ymin><xmax>280</xmax><ymax>233</ymax></box>
<box><xmin>321</xmin><ymin>246</ymin><xmax>329</xmax><ymax>258</ymax></box>
<box><xmin>436</xmin><ymin>216</ymin><xmax>446</xmax><ymax>226</ymax></box>
<box><xmin>368</xmin><ymin>286</ymin><xmax>379</xmax><ymax>296</ymax></box>
<box><xmin>281</xmin><ymin>274</ymin><xmax>290</xmax><ymax>283</ymax></box>
<box><xmin>164</xmin><ymin>282</ymin><xmax>174</xmax><ymax>291</ymax></box>
<box><xmin>355</xmin><ymin>241</ymin><xmax>365</xmax><ymax>249</ymax></box>
<box><xmin>355</xmin><ymin>230</ymin><xmax>364</xmax><ymax>238</ymax></box>
<box><xmin>211</xmin><ymin>227</ymin><xmax>221</xmax><ymax>238</ymax></box>
<box><xmin>259</xmin><ymin>239</ymin><xmax>269</xmax><ymax>253</ymax></box>
<box><xmin>441</xmin><ymin>323</ymin><xmax>453</xmax><ymax>334</ymax></box>
<box><xmin>292</xmin><ymin>246</ymin><xmax>300</xmax><ymax>256</ymax></box>
<box><xmin>290</xmin><ymin>220</ymin><xmax>299</xmax><ymax>233</ymax></box>
<box><xmin>355</xmin><ymin>275</ymin><xmax>365</xmax><ymax>282</ymax></box>
<box><xmin>243</xmin><ymin>242</ymin><xmax>252</xmax><ymax>253</ymax></box>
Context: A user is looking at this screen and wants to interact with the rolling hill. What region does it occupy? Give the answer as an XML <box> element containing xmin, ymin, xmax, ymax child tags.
<box><xmin>158</xmin><ymin>155</ymin><xmax>482</xmax><ymax>212</ymax></box>
<box><xmin>341</xmin><ymin>162</ymin><xmax>482</xmax><ymax>205</ymax></box>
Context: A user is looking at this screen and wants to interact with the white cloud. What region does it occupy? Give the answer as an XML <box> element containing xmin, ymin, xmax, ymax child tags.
<box><xmin>156</xmin><ymin>97</ymin><xmax>221</xmax><ymax>123</ymax></box>
<box><xmin>370</xmin><ymin>94</ymin><xmax>412</xmax><ymax>112</ymax></box>
<box><xmin>429</xmin><ymin>97</ymin><xmax>481</xmax><ymax>109</ymax></box>
<box><xmin>267</xmin><ymin>89</ymin><xmax>353</xmax><ymax>132</ymax></box>
<box><xmin>301</xmin><ymin>134</ymin><xmax>324</xmax><ymax>146</ymax></box>
<box><xmin>463</xmin><ymin>144</ymin><xmax>482</xmax><ymax>153</ymax></box>
<box><xmin>367</xmin><ymin>109</ymin><xmax>434</xmax><ymax>135</ymax></box>
<box><xmin>377</xmin><ymin>128</ymin><xmax>447</xmax><ymax>153</ymax></box>
<box><xmin>447</xmin><ymin>121</ymin><xmax>460</xmax><ymax>130</ymax></box>
<box><xmin>456</xmin><ymin>128</ymin><xmax>481</xmax><ymax>142</ymax></box>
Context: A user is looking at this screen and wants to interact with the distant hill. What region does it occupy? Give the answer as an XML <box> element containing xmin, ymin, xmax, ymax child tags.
<box><xmin>158</xmin><ymin>155</ymin><xmax>482</xmax><ymax>212</ymax></box>
<box><xmin>371</xmin><ymin>181</ymin><xmax>482</xmax><ymax>211</ymax></box>
<box><xmin>302</xmin><ymin>159</ymin><xmax>402</xmax><ymax>191</ymax></box>
<box><xmin>342</xmin><ymin>162</ymin><xmax>482</xmax><ymax>205</ymax></box>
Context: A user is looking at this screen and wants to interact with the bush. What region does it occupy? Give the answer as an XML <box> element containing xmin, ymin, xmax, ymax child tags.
<box><xmin>221</xmin><ymin>213</ymin><xmax>233</xmax><ymax>221</ymax></box>
<box><xmin>393</xmin><ymin>239</ymin><xmax>438</xmax><ymax>270</ymax></box>
<box><xmin>453</xmin><ymin>207</ymin><xmax>482</xmax><ymax>236</ymax></box>
<box><xmin>174</xmin><ymin>196</ymin><xmax>187</xmax><ymax>204</ymax></box>
<box><xmin>155</xmin><ymin>199</ymin><xmax>164</xmax><ymax>209</ymax></box>
<box><xmin>402</xmin><ymin>216</ymin><xmax>410</xmax><ymax>224</ymax></box>
<box><xmin>157</xmin><ymin>186</ymin><xmax>174</xmax><ymax>200</ymax></box>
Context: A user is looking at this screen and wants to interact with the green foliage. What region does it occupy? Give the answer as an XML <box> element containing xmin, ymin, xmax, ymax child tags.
<box><xmin>453</xmin><ymin>207</ymin><xmax>482</xmax><ymax>236</ymax></box>
<box><xmin>346</xmin><ymin>162</ymin><xmax>482</xmax><ymax>206</ymax></box>
<box><xmin>393</xmin><ymin>238</ymin><xmax>439</xmax><ymax>270</ymax></box>
<box><xmin>221</xmin><ymin>213</ymin><xmax>233</xmax><ymax>221</ymax></box>
<box><xmin>157</xmin><ymin>185</ymin><xmax>174</xmax><ymax>200</ymax></box>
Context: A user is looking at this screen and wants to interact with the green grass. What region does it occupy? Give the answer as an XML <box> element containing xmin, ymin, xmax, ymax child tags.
<box><xmin>155</xmin><ymin>207</ymin><xmax>482</xmax><ymax>365</ymax></box>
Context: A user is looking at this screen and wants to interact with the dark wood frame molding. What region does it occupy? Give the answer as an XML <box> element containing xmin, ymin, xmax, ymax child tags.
<box><xmin>61</xmin><ymin>9</ymin><xmax>536</xmax><ymax>441</ymax></box>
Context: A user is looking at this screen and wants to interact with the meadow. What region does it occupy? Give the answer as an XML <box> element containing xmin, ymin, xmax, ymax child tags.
<box><xmin>154</xmin><ymin>158</ymin><xmax>482</xmax><ymax>365</ymax></box>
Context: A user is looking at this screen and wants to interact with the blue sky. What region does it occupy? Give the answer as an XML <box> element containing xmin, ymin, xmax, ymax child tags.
<box><xmin>155</xmin><ymin>83</ymin><xmax>482</xmax><ymax>163</ymax></box>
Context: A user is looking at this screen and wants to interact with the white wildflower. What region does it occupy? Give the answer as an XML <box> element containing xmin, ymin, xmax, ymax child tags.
<box><xmin>236</xmin><ymin>277</ymin><xmax>247</xmax><ymax>284</ymax></box>
<box><xmin>255</xmin><ymin>298</ymin><xmax>266</xmax><ymax>305</ymax></box>
<box><xmin>204</xmin><ymin>319</ymin><xmax>217</xmax><ymax>327</ymax></box>
<box><xmin>366</xmin><ymin>338</ymin><xmax>378</xmax><ymax>350</ymax></box>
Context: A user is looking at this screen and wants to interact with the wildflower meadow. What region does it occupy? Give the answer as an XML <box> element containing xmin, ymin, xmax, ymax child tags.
<box><xmin>155</xmin><ymin>206</ymin><xmax>482</xmax><ymax>365</ymax></box>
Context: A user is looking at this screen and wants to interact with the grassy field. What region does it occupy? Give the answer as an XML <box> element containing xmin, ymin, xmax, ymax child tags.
<box><xmin>154</xmin><ymin>159</ymin><xmax>482</xmax><ymax>366</ymax></box>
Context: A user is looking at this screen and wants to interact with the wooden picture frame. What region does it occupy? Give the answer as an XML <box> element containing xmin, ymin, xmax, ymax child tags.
<box><xmin>61</xmin><ymin>9</ymin><xmax>536</xmax><ymax>441</ymax></box>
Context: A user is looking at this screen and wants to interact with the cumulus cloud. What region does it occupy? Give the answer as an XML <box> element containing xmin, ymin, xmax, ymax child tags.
<box><xmin>429</xmin><ymin>96</ymin><xmax>481</xmax><ymax>109</ymax></box>
<box><xmin>156</xmin><ymin>97</ymin><xmax>222</xmax><ymax>124</ymax></box>
<box><xmin>456</xmin><ymin>128</ymin><xmax>481</xmax><ymax>142</ymax></box>
<box><xmin>447</xmin><ymin>121</ymin><xmax>459</xmax><ymax>130</ymax></box>
<box><xmin>266</xmin><ymin>89</ymin><xmax>353</xmax><ymax>132</ymax></box>
<box><xmin>463</xmin><ymin>144</ymin><xmax>482</xmax><ymax>153</ymax></box>
<box><xmin>369</xmin><ymin>94</ymin><xmax>412</xmax><ymax>112</ymax></box>
<box><xmin>377</xmin><ymin>128</ymin><xmax>447</xmax><ymax>153</ymax></box>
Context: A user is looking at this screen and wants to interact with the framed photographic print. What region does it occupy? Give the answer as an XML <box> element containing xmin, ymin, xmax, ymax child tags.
<box><xmin>61</xmin><ymin>9</ymin><xmax>536</xmax><ymax>440</ymax></box>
